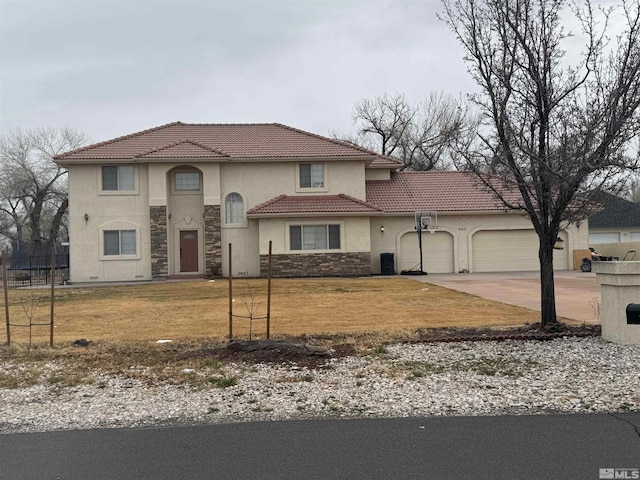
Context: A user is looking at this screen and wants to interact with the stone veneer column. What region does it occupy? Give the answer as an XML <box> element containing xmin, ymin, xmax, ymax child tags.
<box><xmin>204</xmin><ymin>205</ymin><xmax>222</xmax><ymax>277</ymax></box>
<box><xmin>150</xmin><ymin>206</ymin><xmax>168</xmax><ymax>278</ymax></box>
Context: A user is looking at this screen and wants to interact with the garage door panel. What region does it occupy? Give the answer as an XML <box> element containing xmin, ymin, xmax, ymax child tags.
<box><xmin>472</xmin><ymin>230</ymin><xmax>568</xmax><ymax>272</ymax></box>
<box><xmin>400</xmin><ymin>231</ymin><xmax>454</xmax><ymax>273</ymax></box>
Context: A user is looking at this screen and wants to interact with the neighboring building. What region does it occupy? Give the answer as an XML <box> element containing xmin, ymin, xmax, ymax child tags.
<box><xmin>54</xmin><ymin>122</ymin><xmax>588</xmax><ymax>282</ymax></box>
<box><xmin>588</xmin><ymin>192</ymin><xmax>640</xmax><ymax>245</ymax></box>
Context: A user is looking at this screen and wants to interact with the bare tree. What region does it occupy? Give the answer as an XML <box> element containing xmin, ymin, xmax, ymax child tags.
<box><xmin>333</xmin><ymin>92</ymin><xmax>477</xmax><ymax>170</ymax></box>
<box><xmin>440</xmin><ymin>0</ymin><xmax>640</xmax><ymax>325</ymax></box>
<box><xmin>0</xmin><ymin>127</ymin><xmax>89</xmax><ymax>252</ymax></box>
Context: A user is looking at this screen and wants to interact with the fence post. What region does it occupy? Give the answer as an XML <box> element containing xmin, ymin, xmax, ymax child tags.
<box><xmin>49</xmin><ymin>247</ymin><xmax>55</xmax><ymax>347</ymax></box>
<box><xmin>2</xmin><ymin>250</ymin><xmax>9</xmax><ymax>346</ymax></box>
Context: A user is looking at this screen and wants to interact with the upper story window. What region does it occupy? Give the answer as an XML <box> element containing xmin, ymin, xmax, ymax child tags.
<box><xmin>102</xmin><ymin>165</ymin><xmax>135</xmax><ymax>191</ymax></box>
<box><xmin>174</xmin><ymin>172</ymin><xmax>201</xmax><ymax>192</ymax></box>
<box><xmin>290</xmin><ymin>224</ymin><xmax>340</xmax><ymax>250</ymax></box>
<box><xmin>299</xmin><ymin>163</ymin><xmax>325</xmax><ymax>188</ymax></box>
<box><xmin>225</xmin><ymin>192</ymin><xmax>244</xmax><ymax>225</ymax></box>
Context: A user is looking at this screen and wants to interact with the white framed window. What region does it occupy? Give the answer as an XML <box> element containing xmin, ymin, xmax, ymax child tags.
<box><xmin>101</xmin><ymin>165</ymin><xmax>135</xmax><ymax>191</ymax></box>
<box><xmin>174</xmin><ymin>172</ymin><xmax>201</xmax><ymax>192</ymax></box>
<box><xmin>588</xmin><ymin>232</ymin><xmax>621</xmax><ymax>244</ymax></box>
<box><xmin>225</xmin><ymin>192</ymin><xmax>245</xmax><ymax>225</ymax></box>
<box><xmin>290</xmin><ymin>224</ymin><xmax>340</xmax><ymax>250</ymax></box>
<box><xmin>103</xmin><ymin>230</ymin><xmax>137</xmax><ymax>256</ymax></box>
<box><xmin>297</xmin><ymin>163</ymin><xmax>327</xmax><ymax>191</ymax></box>
<box><xmin>631</xmin><ymin>232</ymin><xmax>640</xmax><ymax>242</ymax></box>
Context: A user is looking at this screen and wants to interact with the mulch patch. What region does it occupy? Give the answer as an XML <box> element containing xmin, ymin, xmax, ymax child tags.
<box><xmin>411</xmin><ymin>322</ymin><xmax>601</xmax><ymax>343</ymax></box>
<box><xmin>206</xmin><ymin>323</ymin><xmax>601</xmax><ymax>366</ymax></box>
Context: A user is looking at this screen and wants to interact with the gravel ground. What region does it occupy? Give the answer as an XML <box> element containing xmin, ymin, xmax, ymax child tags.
<box><xmin>1</xmin><ymin>337</ymin><xmax>639</xmax><ymax>434</ymax></box>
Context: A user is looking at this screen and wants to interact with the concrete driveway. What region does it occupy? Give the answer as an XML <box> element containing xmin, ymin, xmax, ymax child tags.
<box><xmin>406</xmin><ymin>270</ymin><xmax>601</xmax><ymax>324</ymax></box>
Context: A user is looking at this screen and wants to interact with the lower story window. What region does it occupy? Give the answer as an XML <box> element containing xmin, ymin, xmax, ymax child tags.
<box><xmin>290</xmin><ymin>224</ymin><xmax>340</xmax><ymax>250</ymax></box>
<box><xmin>104</xmin><ymin>230</ymin><xmax>136</xmax><ymax>255</ymax></box>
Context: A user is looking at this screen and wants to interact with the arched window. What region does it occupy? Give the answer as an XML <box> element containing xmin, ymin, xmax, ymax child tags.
<box><xmin>225</xmin><ymin>193</ymin><xmax>244</xmax><ymax>225</ymax></box>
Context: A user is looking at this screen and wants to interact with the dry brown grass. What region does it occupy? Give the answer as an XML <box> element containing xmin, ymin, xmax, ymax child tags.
<box><xmin>0</xmin><ymin>277</ymin><xmax>546</xmax><ymax>345</ymax></box>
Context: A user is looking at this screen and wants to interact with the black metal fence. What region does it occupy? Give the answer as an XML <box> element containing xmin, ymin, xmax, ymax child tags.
<box><xmin>1</xmin><ymin>254</ymin><xmax>70</xmax><ymax>287</ymax></box>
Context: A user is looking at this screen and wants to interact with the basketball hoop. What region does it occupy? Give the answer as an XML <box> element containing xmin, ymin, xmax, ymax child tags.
<box><xmin>415</xmin><ymin>211</ymin><xmax>438</xmax><ymax>231</ymax></box>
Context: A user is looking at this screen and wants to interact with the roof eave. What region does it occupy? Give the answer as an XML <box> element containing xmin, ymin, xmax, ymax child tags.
<box><xmin>55</xmin><ymin>154</ymin><xmax>376</xmax><ymax>165</ymax></box>
<box><xmin>246</xmin><ymin>212</ymin><xmax>384</xmax><ymax>218</ymax></box>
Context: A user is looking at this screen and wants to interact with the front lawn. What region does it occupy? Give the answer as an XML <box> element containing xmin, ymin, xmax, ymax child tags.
<box><xmin>0</xmin><ymin>277</ymin><xmax>549</xmax><ymax>345</ymax></box>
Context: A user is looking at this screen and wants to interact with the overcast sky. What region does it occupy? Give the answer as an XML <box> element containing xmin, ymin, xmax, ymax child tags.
<box><xmin>0</xmin><ymin>0</ymin><xmax>477</xmax><ymax>144</ymax></box>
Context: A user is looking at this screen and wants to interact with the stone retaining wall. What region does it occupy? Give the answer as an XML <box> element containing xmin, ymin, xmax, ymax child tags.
<box><xmin>260</xmin><ymin>252</ymin><xmax>371</xmax><ymax>277</ymax></box>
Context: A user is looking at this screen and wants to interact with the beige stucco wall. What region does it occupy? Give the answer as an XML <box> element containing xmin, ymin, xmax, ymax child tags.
<box><xmin>365</xmin><ymin>169</ymin><xmax>391</xmax><ymax>181</ymax></box>
<box><xmin>67</xmin><ymin>158</ymin><xmax>372</xmax><ymax>281</ymax></box>
<box><xmin>67</xmin><ymin>164</ymin><xmax>152</xmax><ymax>282</ymax></box>
<box><xmin>148</xmin><ymin>162</ymin><xmax>222</xmax><ymax>207</ymax></box>
<box><xmin>369</xmin><ymin>213</ymin><xmax>588</xmax><ymax>274</ymax></box>
<box><xmin>219</xmin><ymin>160</ymin><xmax>366</xmax><ymax>207</ymax></box>
<box><xmin>221</xmin><ymin>219</ymin><xmax>261</xmax><ymax>277</ymax></box>
<box><xmin>218</xmin><ymin>161</ymin><xmax>367</xmax><ymax>275</ymax></box>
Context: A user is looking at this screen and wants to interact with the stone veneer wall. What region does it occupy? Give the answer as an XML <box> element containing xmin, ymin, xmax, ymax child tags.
<box><xmin>204</xmin><ymin>205</ymin><xmax>222</xmax><ymax>277</ymax></box>
<box><xmin>260</xmin><ymin>252</ymin><xmax>371</xmax><ymax>277</ymax></box>
<box><xmin>150</xmin><ymin>206</ymin><xmax>168</xmax><ymax>278</ymax></box>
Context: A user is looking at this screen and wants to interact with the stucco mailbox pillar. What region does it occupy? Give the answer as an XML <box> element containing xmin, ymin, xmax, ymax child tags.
<box><xmin>593</xmin><ymin>261</ymin><xmax>640</xmax><ymax>345</ymax></box>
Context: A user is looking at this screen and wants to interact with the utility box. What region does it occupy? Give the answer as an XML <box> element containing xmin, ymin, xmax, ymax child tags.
<box><xmin>594</xmin><ymin>261</ymin><xmax>640</xmax><ymax>344</ymax></box>
<box><xmin>627</xmin><ymin>304</ymin><xmax>640</xmax><ymax>325</ymax></box>
<box><xmin>380</xmin><ymin>253</ymin><xmax>395</xmax><ymax>275</ymax></box>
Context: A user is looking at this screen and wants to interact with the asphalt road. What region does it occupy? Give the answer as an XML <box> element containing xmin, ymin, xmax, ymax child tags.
<box><xmin>2</xmin><ymin>413</ymin><xmax>639</xmax><ymax>480</ymax></box>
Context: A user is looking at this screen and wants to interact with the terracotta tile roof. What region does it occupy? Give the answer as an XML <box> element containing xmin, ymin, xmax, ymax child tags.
<box><xmin>369</xmin><ymin>156</ymin><xmax>403</xmax><ymax>167</ymax></box>
<box><xmin>55</xmin><ymin>122</ymin><xmax>393</xmax><ymax>161</ymax></box>
<box><xmin>139</xmin><ymin>140</ymin><xmax>228</xmax><ymax>158</ymax></box>
<box><xmin>246</xmin><ymin>194</ymin><xmax>383</xmax><ymax>216</ymax></box>
<box><xmin>366</xmin><ymin>171</ymin><xmax>518</xmax><ymax>213</ymax></box>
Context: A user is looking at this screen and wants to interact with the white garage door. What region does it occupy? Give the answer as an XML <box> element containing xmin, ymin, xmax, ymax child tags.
<box><xmin>472</xmin><ymin>230</ymin><xmax>569</xmax><ymax>272</ymax></box>
<box><xmin>400</xmin><ymin>231</ymin><xmax>454</xmax><ymax>273</ymax></box>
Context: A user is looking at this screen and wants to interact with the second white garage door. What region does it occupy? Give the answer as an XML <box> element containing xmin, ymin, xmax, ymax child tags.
<box><xmin>472</xmin><ymin>230</ymin><xmax>569</xmax><ymax>272</ymax></box>
<box><xmin>399</xmin><ymin>231</ymin><xmax>455</xmax><ymax>273</ymax></box>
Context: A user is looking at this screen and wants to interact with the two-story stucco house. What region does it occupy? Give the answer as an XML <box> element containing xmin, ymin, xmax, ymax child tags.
<box><xmin>54</xmin><ymin>122</ymin><xmax>588</xmax><ymax>282</ymax></box>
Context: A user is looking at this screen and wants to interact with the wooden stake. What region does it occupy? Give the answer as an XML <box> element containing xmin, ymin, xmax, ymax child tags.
<box><xmin>266</xmin><ymin>240</ymin><xmax>272</xmax><ymax>339</ymax></box>
<box><xmin>228</xmin><ymin>243</ymin><xmax>233</xmax><ymax>339</ymax></box>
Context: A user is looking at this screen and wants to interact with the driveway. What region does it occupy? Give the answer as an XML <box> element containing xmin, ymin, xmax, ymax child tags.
<box><xmin>407</xmin><ymin>270</ymin><xmax>601</xmax><ymax>324</ymax></box>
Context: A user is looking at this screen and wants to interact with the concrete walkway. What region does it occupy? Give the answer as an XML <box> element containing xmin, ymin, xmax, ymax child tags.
<box><xmin>405</xmin><ymin>270</ymin><xmax>602</xmax><ymax>324</ymax></box>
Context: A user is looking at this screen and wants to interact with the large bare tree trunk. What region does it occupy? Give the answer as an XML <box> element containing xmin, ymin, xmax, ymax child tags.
<box><xmin>539</xmin><ymin>239</ymin><xmax>557</xmax><ymax>326</ymax></box>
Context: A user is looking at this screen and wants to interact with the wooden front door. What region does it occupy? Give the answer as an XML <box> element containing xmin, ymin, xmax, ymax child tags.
<box><xmin>180</xmin><ymin>230</ymin><xmax>199</xmax><ymax>273</ymax></box>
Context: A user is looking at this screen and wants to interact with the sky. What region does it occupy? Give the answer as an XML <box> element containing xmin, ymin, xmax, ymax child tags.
<box><xmin>0</xmin><ymin>0</ymin><xmax>478</xmax><ymax>144</ymax></box>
